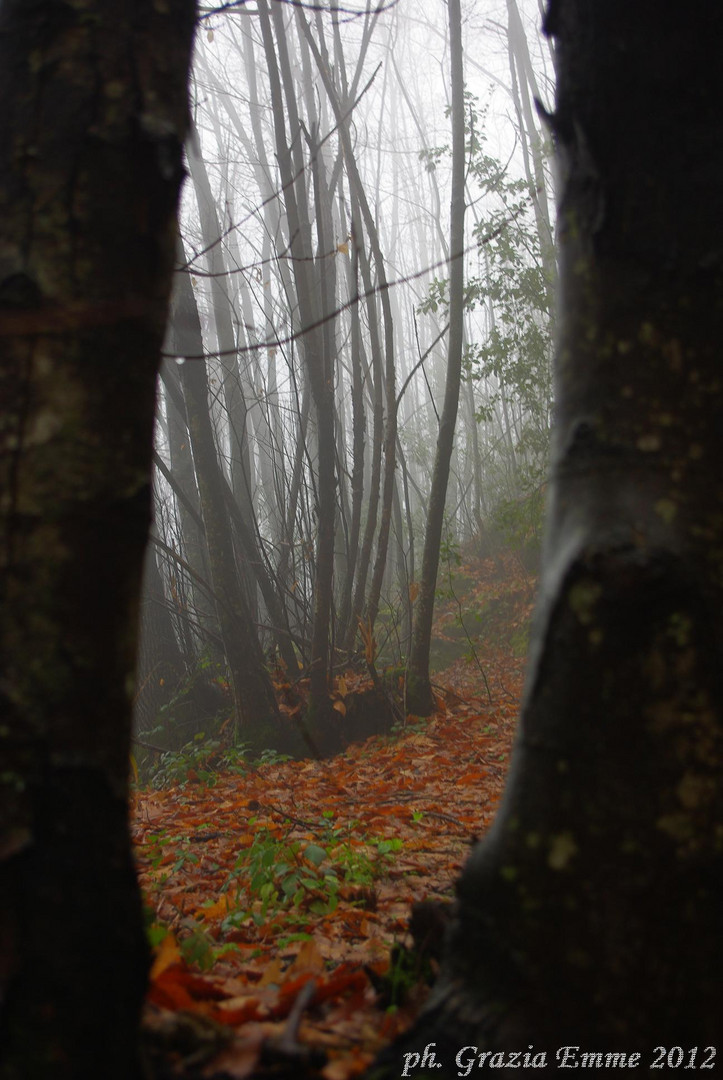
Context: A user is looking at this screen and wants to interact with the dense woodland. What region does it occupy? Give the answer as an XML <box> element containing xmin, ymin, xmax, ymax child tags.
<box><xmin>133</xmin><ymin>0</ymin><xmax>554</xmax><ymax>762</ymax></box>
<box><xmin>1</xmin><ymin>1</ymin><xmax>722</xmax><ymax>1078</ymax></box>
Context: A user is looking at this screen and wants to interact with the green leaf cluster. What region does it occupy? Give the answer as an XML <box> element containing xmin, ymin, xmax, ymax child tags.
<box><xmin>221</xmin><ymin>816</ymin><xmax>403</xmax><ymax>935</ymax></box>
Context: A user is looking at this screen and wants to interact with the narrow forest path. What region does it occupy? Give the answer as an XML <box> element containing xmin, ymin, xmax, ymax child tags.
<box><xmin>132</xmin><ymin>553</ymin><xmax>534</xmax><ymax>1079</ymax></box>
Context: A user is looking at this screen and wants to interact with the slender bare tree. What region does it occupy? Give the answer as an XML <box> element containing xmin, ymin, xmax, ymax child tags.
<box><xmin>407</xmin><ymin>0</ymin><xmax>467</xmax><ymax>714</ymax></box>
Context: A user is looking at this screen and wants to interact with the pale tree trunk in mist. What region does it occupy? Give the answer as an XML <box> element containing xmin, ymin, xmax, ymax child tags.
<box><xmin>0</xmin><ymin>2</ymin><xmax>195</xmax><ymax>1076</ymax></box>
<box><xmin>300</xmin><ymin>17</ymin><xmax>398</xmax><ymax>643</ymax></box>
<box><xmin>170</xmin><ymin>266</ymin><xmax>285</xmax><ymax>748</ymax></box>
<box><xmin>186</xmin><ymin>134</ymin><xmax>257</xmax><ymax>544</ymax></box>
<box><xmin>134</xmin><ymin>540</ymin><xmax>186</xmax><ymax>735</ymax></box>
<box><xmin>406</xmin><ymin>0</ymin><xmax>466</xmax><ymax>715</ymax></box>
<box><xmin>168</xmin><ymin>231</ymin><xmax>299</xmax><ymax>674</ymax></box>
<box><xmin>337</xmin><ymin>214</ymin><xmax>367</xmax><ymax>648</ymax></box>
<box><xmin>258</xmin><ymin>0</ymin><xmax>337</xmax><ymax>727</ymax></box>
<box><xmin>160</xmin><ymin>361</ymin><xmax>221</xmax><ymax>653</ymax></box>
<box><xmin>344</xmin><ymin>211</ymin><xmax>384</xmax><ymax>653</ymax></box>
<box><xmin>370</xmin><ymin>4</ymin><xmax>723</xmax><ymax>1071</ymax></box>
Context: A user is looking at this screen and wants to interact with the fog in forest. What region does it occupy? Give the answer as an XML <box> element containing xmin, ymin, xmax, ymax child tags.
<box><xmin>7</xmin><ymin>1</ymin><xmax>722</xmax><ymax>1071</ymax></box>
<box><xmin>134</xmin><ymin>0</ymin><xmax>555</xmax><ymax>772</ymax></box>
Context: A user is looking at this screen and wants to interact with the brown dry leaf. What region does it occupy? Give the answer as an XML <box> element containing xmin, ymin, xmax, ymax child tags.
<box><xmin>258</xmin><ymin>958</ymin><xmax>285</xmax><ymax>989</ymax></box>
<box><xmin>214</xmin><ymin>996</ymin><xmax>264</xmax><ymax>1025</ymax></box>
<box><xmin>287</xmin><ymin>937</ymin><xmax>326</xmax><ymax>975</ymax></box>
<box><xmin>132</xmin><ymin>551</ymin><xmax>532</xmax><ymax>1080</ymax></box>
<box><xmin>202</xmin><ymin>1039</ymin><xmax>263</xmax><ymax>1080</ymax></box>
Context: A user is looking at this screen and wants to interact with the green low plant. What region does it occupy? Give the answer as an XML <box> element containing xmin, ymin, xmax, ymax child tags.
<box><xmin>180</xmin><ymin>925</ymin><xmax>239</xmax><ymax>971</ymax></box>
<box><xmin>140</xmin><ymin>739</ymin><xmax>298</xmax><ymax>792</ymax></box>
<box><xmin>144</xmin><ymin>912</ymin><xmax>239</xmax><ymax>972</ymax></box>
<box><xmin>144</xmin><ymin>737</ymin><xmax>253</xmax><ymax>790</ymax></box>
<box><xmin>225</xmin><ymin>827</ymin><xmax>339</xmax><ymax>923</ymax></box>
<box><xmin>222</xmin><ymin>817</ymin><xmax>404</xmax><ymax>934</ymax></box>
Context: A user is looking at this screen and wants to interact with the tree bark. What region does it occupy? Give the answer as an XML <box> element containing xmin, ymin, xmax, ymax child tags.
<box><xmin>171</xmin><ymin>265</ymin><xmax>284</xmax><ymax>749</ymax></box>
<box><xmin>0</xmin><ymin>2</ymin><xmax>195</xmax><ymax>1076</ymax></box>
<box><xmin>300</xmin><ymin>19</ymin><xmax>397</xmax><ymax>647</ymax></box>
<box><xmin>406</xmin><ymin>0</ymin><xmax>466</xmax><ymax>715</ymax></box>
<box><xmin>160</xmin><ymin>361</ymin><xmax>221</xmax><ymax>657</ymax></box>
<box><xmin>369</xmin><ymin>4</ymin><xmax>723</xmax><ymax>1070</ymax></box>
<box><xmin>186</xmin><ymin>132</ymin><xmax>257</xmax><ymax>546</ymax></box>
<box><xmin>258</xmin><ymin>0</ymin><xmax>337</xmax><ymax>728</ymax></box>
<box><xmin>337</xmin><ymin>218</ymin><xmax>366</xmax><ymax>648</ymax></box>
<box><xmin>345</xmin><ymin>217</ymin><xmax>384</xmax><ymax>654</ymax></box>
<box><xmin>133</xmin><ymin>540</ymin><xmax>186</xmax><ymax>736</ymax></box>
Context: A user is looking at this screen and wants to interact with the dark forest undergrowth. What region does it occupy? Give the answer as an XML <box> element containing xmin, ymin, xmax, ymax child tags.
<box><xmin>132</xmin><ymin>553</ymin><xmax>533</xmax><ymax>1079</ymax></box>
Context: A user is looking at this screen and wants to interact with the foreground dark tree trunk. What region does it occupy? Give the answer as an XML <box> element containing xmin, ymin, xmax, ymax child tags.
<box><xmin>0</xmin><ymin>3</ymin><xmax>195</xmax><ymax>1077</ymax></box>
<box><xmin>371</xmin><ymin>5</ymin><xmax>723</xmax><ymax>1071</ymax></box>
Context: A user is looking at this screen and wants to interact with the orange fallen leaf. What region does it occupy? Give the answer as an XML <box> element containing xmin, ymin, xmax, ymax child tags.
<box><xmin>149</xmin><ymin>932</ymin><xmax>181</xmax><ymax>981</ymax></box>
<box><xmin>199</xmin><ymin>896</ymin><xmax>234</xmax><ymax>922</ymax></box>
<box><xmin>287</xmin><ymin>937</ymin><xmax>326</xmax><ymax>975</ymax></box>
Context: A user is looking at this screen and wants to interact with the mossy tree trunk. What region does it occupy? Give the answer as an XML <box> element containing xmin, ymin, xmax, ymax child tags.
<box><xmin>0</xmin><ymin>2</ymin><xmax>196</xmax><ymax>1076</ymax></box>
<box><xmin>370</xmin><ymin>3</ymin><xmax>723</xmax><ymax>1072</ymax></box>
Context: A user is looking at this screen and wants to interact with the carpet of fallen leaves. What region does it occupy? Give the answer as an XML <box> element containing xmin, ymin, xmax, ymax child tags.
<box><xmin>131</xmin><ymin>553</ymin><xmax>534</xmax><ymax>1079</ymax></box>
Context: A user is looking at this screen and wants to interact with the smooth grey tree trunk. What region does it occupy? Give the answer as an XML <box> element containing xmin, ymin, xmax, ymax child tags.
<box><xmin>406</xmin><ymin>0</ymin><xmax>467</xmax><ymax>715</ymax></box>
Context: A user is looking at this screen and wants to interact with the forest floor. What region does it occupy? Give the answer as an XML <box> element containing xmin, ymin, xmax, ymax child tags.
<box><xmin>132</xmin><ymin>551</ymin><xmax>537</xmax><ymax>1079</ymax></box>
